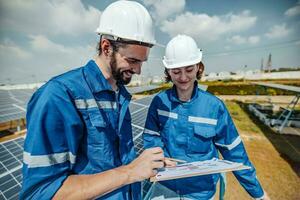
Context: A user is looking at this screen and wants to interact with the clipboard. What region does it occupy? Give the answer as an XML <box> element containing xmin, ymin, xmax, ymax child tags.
<box><xmin>150</xmin><ymin>158</ymin><xmax>251</xmax><ymax>182</ymax></box>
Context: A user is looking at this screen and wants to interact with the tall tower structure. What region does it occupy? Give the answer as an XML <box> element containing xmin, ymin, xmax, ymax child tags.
<box><xmin>267</xmin><ymin>53</ymin><xmax>272</xmax><ymax>73</ymax></box>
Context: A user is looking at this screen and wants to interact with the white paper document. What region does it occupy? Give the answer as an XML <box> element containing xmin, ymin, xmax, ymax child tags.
<box><xmin>150</xmin><ymin>158</ymin><xmax>251</xmax><ymax>182</ymax></box>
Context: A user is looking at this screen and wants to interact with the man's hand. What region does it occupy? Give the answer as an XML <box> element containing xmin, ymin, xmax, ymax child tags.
<box><xmin>53</xmin><ymin>148</ymin><xmax>164</xmax><ymax>200</ymax></box>
<box><xmin>125</xmin><ymin>147</ymin><xmax>164</xmax><ymax>183</ymax></box>
<box><xmin>164</xmin><ymin>158</ymin><xmax>177</xmax><ymax>167</ymax></box>
<box><xmin>262</xmin><ymin>192</ymin><xmax>271</xmax><ymax>200</ymax></box>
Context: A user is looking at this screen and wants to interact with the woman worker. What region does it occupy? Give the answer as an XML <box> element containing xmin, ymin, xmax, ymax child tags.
<box><xmin>143</xmin><ymin>35</ymin><xmax>269</xmax><ymax>200</ymax></box>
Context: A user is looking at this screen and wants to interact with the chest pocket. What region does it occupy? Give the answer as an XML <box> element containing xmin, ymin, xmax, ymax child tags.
<box><xmin>86</xmin><ymin>110</ymin><xmax>122</xmax><ymax>169</ymax></box>
<box><xmin>87</xmin><ymin>110</ymin><xmax>110</xmax><ymax>146</ymax></box>
<box><xmin>188</xmin><ymin>125</ymin><xmax>216</xmax><ymax>153</ymax></box>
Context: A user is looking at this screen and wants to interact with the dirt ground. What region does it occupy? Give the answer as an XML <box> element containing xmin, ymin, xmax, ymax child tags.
<box><xmin>219</xmin><ymin>101</ymin><xmax>300</xmax><ymax>200</ymax></box>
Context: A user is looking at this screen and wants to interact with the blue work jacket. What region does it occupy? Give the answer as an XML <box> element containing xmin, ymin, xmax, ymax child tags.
<box><xmin>143</xmin><ymin>82</ymin><xmax>264</xmax><ymax>200</ymax></box>
<box><xmin>20</xmin><ymin>60</ymin><xmax>141</xmax><ymax>200</ymax></box>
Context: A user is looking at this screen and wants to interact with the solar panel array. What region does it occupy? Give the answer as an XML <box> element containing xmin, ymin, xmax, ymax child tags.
<box><xmin>126</xmin><ymin>85</ymin><xmax>160</xmax><ymax>94</ymax></box>
<box><xmin>0</xmin><ymin>95</ymin><xmax>155</xmax><ymax>199</ymax></box>
<box><xmin>0</xmin><ymin>86</ymin><xmax>158</xmax><ymax>124</ymax></box>
<box><xmin>130</xmin><ymin>96</ymin><xmax>154</xmax><ymax>197</ymax></box>
<box><xmin>254</xmin><ymin>82</ymin><xmax>300</xmax><ymax>94</ymax></box>
<box><xmin>0</xmin><ymin>89</ymin><xmax>34</xmax><ymax>124</ymax></box>
<box><xmin>0</xmin><ymin>137</ymin><xmax>24</xmax><ymax>200</ymax></box>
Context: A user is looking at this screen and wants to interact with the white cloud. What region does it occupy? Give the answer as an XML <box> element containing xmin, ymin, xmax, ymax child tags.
<box><xmin>160</xmin><ymin>10</ymin><xmax>257</xmax><ymax>42</ymax></box>
<box><xmin>228</xmin><ymin>35</ymin><xmax>260</xmax><ymax>45</ymax></box>
<box><xmin>0</xmin><ymin>35</ymin><xmax>95</xmax><ymax>84</ymax></box>
<box><xmin>265</xmin><ymin>24</ymin><xmax>291</xmax><ymax>39</ymax></box>
<box><xmin>229</xmin><ymin>35</ymin><xmax>247</xmax><ymax>44</ymax></box>
<box><xmin>27</xmin><ymin>35</ymin><xmax>95</xmax><ymax>64</ymax></box>
<box><xmin>0</xmin><ymin>0</ymin><xmax>100</xmax><ymax>83</ymax></box>
<box><xmin>284</xmin><ymin>5</ymin><xmax>300</xmax><ymax>17</ymax></box>
<box><xmin>248</xmin><ymin>36</ymin><xmax>260</xmax><ymax>44</ymax></box>
<box><xmin>0</xmin><ymin>39</ymin><xmax>31</xmax><ymax>59</ymax></box>
<box><xmin>29</xmin><ymin>35</ymin><xmax>71</xmax><ymax>54</ymax></box>
<box><xmin>0</xmin><ymin>0</ymin><xmax>101</xmax><ymax>36</ymax></box>
<box><xmin>143</xmin><ymin>0</ymin><xmax>185</xmax><ymax>23</ymax></box>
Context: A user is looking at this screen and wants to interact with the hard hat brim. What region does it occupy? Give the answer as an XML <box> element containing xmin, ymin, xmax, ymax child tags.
<box><xmin>163</xmin><ymin>54</ymin><xmax>202</xmax><ymax>69</ymax></box>
<box><xmin>96</xmin><ymin>32</ymin><xmax>165</xmax><ymax>48</ymax></box>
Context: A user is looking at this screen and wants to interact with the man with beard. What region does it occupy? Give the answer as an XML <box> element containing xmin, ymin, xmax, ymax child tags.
<box><xmin>20</xmin><ymin>1</ymin><xmax>165</xmax><ymax>200</ymax></box>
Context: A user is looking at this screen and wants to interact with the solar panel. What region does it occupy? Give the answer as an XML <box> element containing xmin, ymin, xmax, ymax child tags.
<box><xmin>132</xmin><ymin>109</ymin><xmax>149</xmax><ymax>128</ymax></box>
<box><xmin>254</xmin><ymin>82</ymin><xmax>300</xmax><ymax>93</ymax></box>
<box><xmin>129</xmin><ymin>103</ymin><xmax>145</xmax><ymax>114</ymax></box>
<box><xmin>132</xmin><ymin>125</ymin><xmax>144</xmax><ymax>156</ymax></box>
<box><xmin>0</xmin><ymin>137</ymin><xmax>24</xmax><ymax>200</ymax></box>
<box><xmin>0</xmin><ymin>89</ymin><xmax>34</xmax><ymax>123</ymax></box>
<box><xmin>0</xmin><ymin>95</ymin><xmax>155</xmax><ymax>199</ymax></box>
<box><xmin>0</xmin><ymin>87</ymin><xmax>156</xmax><ymax>124</ymax></box>
<box><xmin>134</xmin><ymin>96</ymin><xmax>154</xmax><ymax>106</ymax></box>
<box><xmin>129</xmin><ymin>97</ymin><xmax>155</xmax><ymax>198</ymax></box>
<box><xmin>126</xmin><ymin>85</ymin><xmax>160</xmax><ymax>94</ymax></box>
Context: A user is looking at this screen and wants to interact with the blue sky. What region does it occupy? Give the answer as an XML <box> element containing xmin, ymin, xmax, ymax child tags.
<box><xmin>0</xmin><ymin>0</ymin><xmax>299</xmax><ymax>84</ymax></box>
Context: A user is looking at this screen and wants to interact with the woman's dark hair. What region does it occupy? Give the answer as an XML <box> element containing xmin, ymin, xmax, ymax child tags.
<box><xmin>164</xmin><ymin>61</ymin><xmax>204</xmax><ymax>82</ymax></box>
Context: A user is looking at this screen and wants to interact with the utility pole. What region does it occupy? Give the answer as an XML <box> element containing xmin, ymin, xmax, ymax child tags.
<box><xmin>267</xmin><ymin>53</ymin><xmax>272</xmax><ymax>73</ymax></box>
<box><xmin>243</xmin><ymin>64</ymin><xmax>247</xmax><ymax>82</ymax></box>
<box><xmin>261</xmin><ymin>58</ymin><xmax>264</xmax><ymax>73</ymax></box>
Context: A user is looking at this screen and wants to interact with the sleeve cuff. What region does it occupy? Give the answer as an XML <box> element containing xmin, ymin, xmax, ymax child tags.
<box><xmin>254</xmin><ymin>193</ymin><xmax>264</xmax><ymax>200</ymax></box>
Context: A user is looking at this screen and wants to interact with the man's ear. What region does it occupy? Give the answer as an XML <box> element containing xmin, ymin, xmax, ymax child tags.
<box><xmin>101</xmin><ymin>39</ymin><xmax>112</xmax><ymax>56</ymax></box>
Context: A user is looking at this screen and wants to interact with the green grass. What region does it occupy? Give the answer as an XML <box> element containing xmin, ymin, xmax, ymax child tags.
<box><xmin>223</xmin><ymin>100</ymin><xmax>300</xmax><ymax>199</ymax></box>
<box><xmin>225</xmin><ymin>101</ymin><xmax>262</xmax><ymax>133</ymax></box>
<box><xmin>136</xmin><ymin>80</ymin><xmax>300</xmax><ymax>95</ymax></box>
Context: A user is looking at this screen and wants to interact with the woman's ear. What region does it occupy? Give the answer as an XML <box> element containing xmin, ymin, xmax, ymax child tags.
<box><xmin>199</xmin><ymin>62</ymin><xmax>204</xmax><ymax>73</ymax></box>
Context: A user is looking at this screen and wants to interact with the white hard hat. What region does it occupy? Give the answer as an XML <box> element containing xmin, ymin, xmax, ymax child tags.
<box><xmin>163</xmin><ymin>35</ymin><xmax>202</xmax><ymax>69</ymax></box>
<box><xmin>96</xmin><ymin>0</ymin><xmax>156</xmax><ymax>47</ymax></box>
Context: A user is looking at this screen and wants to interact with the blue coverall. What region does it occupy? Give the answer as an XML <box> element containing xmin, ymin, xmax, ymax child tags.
<box><xmin>143</xmin><ymin>82</ymin><xmax>264</xmax><ymax>200</ymax></box>
<box><xmin>20</xmin><ymin>60</ymin><xmax>140</xmax><ymax>199</ymax></box>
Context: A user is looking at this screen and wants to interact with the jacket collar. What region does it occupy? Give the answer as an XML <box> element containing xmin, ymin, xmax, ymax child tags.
<box><xmin>170</xmin><ymin>81</ymin><xmax>199</xmax><ymax>103</ymax></box>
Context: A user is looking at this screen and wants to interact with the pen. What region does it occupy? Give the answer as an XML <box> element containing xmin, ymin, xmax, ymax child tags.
<box><xmin>166</xmin><ymin>157</ymin><xmax>187</xmax><ymax>163</ymax></box>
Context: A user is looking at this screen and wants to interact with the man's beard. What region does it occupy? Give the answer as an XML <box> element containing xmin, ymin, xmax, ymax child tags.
<box><xmin>110</xmin><ymin>52</ymin><xmax>133</xmax><ymax>85</ymax></box>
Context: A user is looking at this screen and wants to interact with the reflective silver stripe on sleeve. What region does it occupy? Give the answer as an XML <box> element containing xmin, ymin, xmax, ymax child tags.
<box><xmin>157</xmin><ymin>109</ymin><xmax>178</xmax><ymax>119</ymax></box>
<box><xmin>144</xmin><ymin>128</ymin><xmax>160</xmax><ymax>136</ymax></box>
<box><xmin>23</xmin><ymin>151</ymin><xmax>76</xmax><ymax>168</ymax></box>
<box><xmin>75</xmin><ymin>99</ymin><xmax>116</xmax><ymax>109</ymax></box>
<box><xmin>188</xmin><ymin>116</ymin><xmax>217</xmax><ymax>125</ymax></box>
<box><xmin>75</xmin><ymin>99</ymin><xmax>97</xmax><ymax>109</ymax></box>
<box><xmin>98</xmin><ymin>101</ymin><xmax>117</xmax><ymax>109</ymax></box>
<box><xmin>215</xmin><ymin>136</ymin><xmax>242</xmax><ymax>150</ymax></box>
